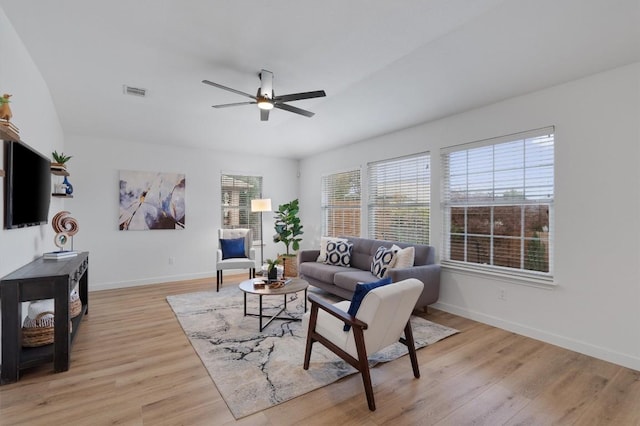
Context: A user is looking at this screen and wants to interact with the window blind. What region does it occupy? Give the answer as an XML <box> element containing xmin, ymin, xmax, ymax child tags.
<box><xmin>321</xmin><ymin>169</ymin><xmax>361</xmax><ymax>237</ymax></box>
<box><xmin>367</xmin><ymin>153</ymin><xmax>430</xmax><ymax>244</ymax></box>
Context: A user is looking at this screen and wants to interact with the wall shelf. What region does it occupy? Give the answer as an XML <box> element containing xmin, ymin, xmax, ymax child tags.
<box><xmin>51</xmin><ymin>168</ymin><xmax>70</xmax><ymax>176</ymax></box>
<box><xmin>51</xmin><ymin>193</ymin><xmax>73</xmax><ymax>198</ymax></box>
<box><xmin>0</xmin><ymin>125</ymin><xmax>20</xmax><ymax>142</ymax></box>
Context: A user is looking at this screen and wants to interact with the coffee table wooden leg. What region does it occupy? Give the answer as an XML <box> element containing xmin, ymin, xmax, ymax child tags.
<box><xmin>244</xmin><ymin>292</ymin><xmax>247</xmax><ymax>316</ymax></box>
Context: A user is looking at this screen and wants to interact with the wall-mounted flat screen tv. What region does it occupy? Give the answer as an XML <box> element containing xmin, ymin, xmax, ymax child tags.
<box><xmin>4</xmin><ymin>140</ymin><xmax>51</xmax><ymax>229</ymax></box>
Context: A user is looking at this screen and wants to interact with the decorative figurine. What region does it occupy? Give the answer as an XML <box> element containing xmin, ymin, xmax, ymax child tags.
<box><xmin>0</xmin><ymin>94</ymin><xmax>12</xmax><ymax>121</ymax></box>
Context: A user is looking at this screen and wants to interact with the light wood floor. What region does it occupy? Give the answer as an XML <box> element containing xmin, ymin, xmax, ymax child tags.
<box><xmin>1</xmin><ymin>275</ymin><xmax>639</xmax><ymax>426</ymax></box>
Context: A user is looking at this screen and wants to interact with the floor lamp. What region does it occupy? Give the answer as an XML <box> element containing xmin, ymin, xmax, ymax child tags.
<box><xmin>251</xmin><ymin>198</ymin><xmax>272</xmax><ymax>274</ymax></box>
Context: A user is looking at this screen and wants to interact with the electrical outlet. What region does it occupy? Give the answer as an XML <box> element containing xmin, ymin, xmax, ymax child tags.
<box><xmin>168</xmin><ymin>256</ymin><xmax>175</xmax><ymax>265</ymax></box>
<box><xmin>498</xmin><ymin>288</ymin><xmax>507</xmax><ymax>301</ymax></box>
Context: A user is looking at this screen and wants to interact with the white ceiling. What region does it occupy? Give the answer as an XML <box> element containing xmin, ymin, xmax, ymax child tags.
<box><xmin>1</xmin><ymin>0</ymin><xmax>639</xmax><ymax>159</ymax></box>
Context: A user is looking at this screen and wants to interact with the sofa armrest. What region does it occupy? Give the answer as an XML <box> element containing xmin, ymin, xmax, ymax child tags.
<box><xmin>217</xmin><ymin>249</ymin><xmax>223</xmax><ymax>262</ymax></box>
<box><xmin>388</xmin><ymin>264</ymin><xmax>441</xmax><ymax>308</ymax></box>
<box><xmin>388</xmin><ymin>264</ymin><xmax>440</xmax><ymax>284</ymax></box>
<box><xmin>298</xmin><ymin>249</ymin><xmax>320</xmax><ymax>264</ymax></box>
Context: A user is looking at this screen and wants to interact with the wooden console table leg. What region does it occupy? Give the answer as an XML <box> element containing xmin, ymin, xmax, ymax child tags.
<box><xmin>53</xmin><ymin>279</ymin><xmax>71</xmax><ymax>373</ymax></box>
<box><xmin>1</xmin><ymin>283</ymin><xmax>21</xmax><ymax>384</ymax></box>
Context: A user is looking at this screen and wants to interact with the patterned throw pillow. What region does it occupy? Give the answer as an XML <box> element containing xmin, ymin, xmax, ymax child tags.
<box><xmin>370</xmin><ymin>246</ymin><xmax>397</xmax><ymax>278</ymax></box>
<box><xmin>324</xmin><ymin>240</ymin><xmax>353</xmax><ymax>267</ymax></box>
<box><xmin>316</xmin><ymin>236</ymin><xmax>348</xmax><ymax>262</ymax></box>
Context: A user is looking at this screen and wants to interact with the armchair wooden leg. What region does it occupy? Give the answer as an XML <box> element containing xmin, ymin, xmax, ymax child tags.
<box><xmin>216</xmin><ymin>271</ymin><xmax>221</xmax><ymax>292</ymax></box>
<box><xmin>353</xmin><ymin>326</ymin><xmax>375</xmax><ymax>411</ymax></box>
<box><xmin>303</xmin><ymin>305</ymin><xmax>319</xmax><ymax>370</ymax></box>
<box><xmin>404</xmin><ymin>321</ymin><xmax>420</xmax><ymax>379</ymax></box>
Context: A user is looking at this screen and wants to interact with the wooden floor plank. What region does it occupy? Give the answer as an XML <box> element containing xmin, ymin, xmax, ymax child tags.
<box><xmin>1</xmin><ymin>275</ymin><xmax>639</xmax><ymax>425</ymax></box>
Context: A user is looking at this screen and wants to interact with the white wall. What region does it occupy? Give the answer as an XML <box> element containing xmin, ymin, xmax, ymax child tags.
<box><xmin>0</xmin><ymin>8</ymin><xmax>67</xmax><ymax>355</ymax></box>
<box><xmin>0</xmin><ymin>8</ymin><xmax>66</xmax><ymax>276</ymax></box>
<box><xmin>299</xmin><ymin>63</ymin><xmax>640</xmax><ymax>371</ymax></box>
<box><xmin>66</xmin><ymin>134</ymin><xmax>299</xmax><ymax>290</ymax></box>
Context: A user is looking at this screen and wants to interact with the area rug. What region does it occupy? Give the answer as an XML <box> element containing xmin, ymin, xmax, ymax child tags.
<box><xmin>166</xmin><ymin>285</ymin><xmax>458</xmax><ymax>419</ymax></box>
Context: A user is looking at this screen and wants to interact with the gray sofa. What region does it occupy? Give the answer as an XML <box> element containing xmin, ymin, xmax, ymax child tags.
<box><xmin>298</xmin><ymin>236</ymin><xmax>440</xmax><ymax>310</ymax></box>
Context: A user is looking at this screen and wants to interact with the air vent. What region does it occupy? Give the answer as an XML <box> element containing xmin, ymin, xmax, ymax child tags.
<box><xmin>123</xmin><ymin>85</ymin><xmax>147</xmax><ymax>97</ymax></box>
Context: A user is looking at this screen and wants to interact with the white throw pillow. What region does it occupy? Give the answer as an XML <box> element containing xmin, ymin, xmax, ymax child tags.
<box><xmin>390</xmin><ymin>244</ymin><xmax>415</xmax><ymax>269</ymax></box>
<box><xmin>317</xmin><ymin>236</ymin><xmax>348</xmax><ymax>262</ymax></box>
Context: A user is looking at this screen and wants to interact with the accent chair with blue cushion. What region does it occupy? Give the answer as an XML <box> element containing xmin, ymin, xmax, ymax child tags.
<box><xmin>303</xmin><ymin>278</ymin><xmax>424</xmax><ymax>411</ymax></box>
<box><xmin>216</xmin><ymin>228</ymin><xmax>256</xmax><ymax>291</ymax></box>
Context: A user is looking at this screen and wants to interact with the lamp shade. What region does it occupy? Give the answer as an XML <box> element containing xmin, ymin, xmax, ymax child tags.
<box><xmin>251</xmin><ymin>198</ymin><xmax>272</xmax><ymax>212</ymax></box>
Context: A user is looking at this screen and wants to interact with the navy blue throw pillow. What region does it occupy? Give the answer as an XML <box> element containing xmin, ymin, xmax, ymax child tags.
<box><xmin>344</xmin><ymin>277</ymin><xmax>392</xmax><ymax>331</ymax></box>
<box><xmin>220</xmin><ymin>237</ymin><xmax>246</xmax><ymax>259</ymax></box>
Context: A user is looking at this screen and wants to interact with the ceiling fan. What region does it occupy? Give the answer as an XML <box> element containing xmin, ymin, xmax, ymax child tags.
<box><xmin>202</xmin><ymin>69</ymin><xmax>326</xmax><ymax>121</ymax></box>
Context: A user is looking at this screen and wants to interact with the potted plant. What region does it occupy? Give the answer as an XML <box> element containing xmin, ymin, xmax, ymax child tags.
<box><xmin>273</xmin><ymin>199</ymin><xmax>303</xmax><ymax>277</ymax></box>
<box><xmin>51</xmin><ymin>151</ymin><xmax>72</xmax><ymax>169</ymax></box>
<box><xmin>265</xmin><ymin>258</ymin><xmax>280</xmax><ymax>281</ymax></box>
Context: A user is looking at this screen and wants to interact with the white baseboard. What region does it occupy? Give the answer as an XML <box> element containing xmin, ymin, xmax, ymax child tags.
<box><xmin>91</xmin><ymin>271</ymin><xmax>216</xmax><ymax>291</ymax></box>
<box><xmin>432</xmin><ymin>301</ymin><xmax>640</xmax><ymax>372</ymax></box>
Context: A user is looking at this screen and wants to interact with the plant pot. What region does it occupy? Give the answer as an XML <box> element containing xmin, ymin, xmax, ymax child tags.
<box><xmin>278</xmin><ymin>254</ymin><xmax>298</xmax><ymax>278</ymax></box>
<box><xmin>267</xmin><ymin>267</ymin><xmax>278</xmax><ymax>281</ymax></box>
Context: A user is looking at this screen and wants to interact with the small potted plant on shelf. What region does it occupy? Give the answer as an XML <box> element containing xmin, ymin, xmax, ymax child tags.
<box><xmin>51</xmin><ymin>151</ymin><xmax>72</xmax><ymax>170</ymax></box>
<box><xmin>265</xmin><ymin>258</ymin><xmax>280</xmax><ymax>281</ymax></box>
<box><xmin>273</xmin><ymin>199</ymin><xmax>303</xmax><ymax>277</ymax></box>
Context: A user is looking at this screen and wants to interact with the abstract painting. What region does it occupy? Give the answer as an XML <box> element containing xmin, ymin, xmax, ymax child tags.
<box><xmin>119</xmin><ymin>170</ymin><xmax>186</xmax><ymax>230</ymax></box>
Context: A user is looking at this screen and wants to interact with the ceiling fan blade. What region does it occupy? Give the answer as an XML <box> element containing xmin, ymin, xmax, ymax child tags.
<box><xmin>202</xmin><ymin>80</ymin><xmax>256</xmax><ymax>100</ymax></box>
<box><xmin>212</xmin><ymin>101</ymin><xmax>256</xmax><ymax>109</ymax></box>
<box><xmin>274</xmin><ymin>102</ymin><xmax>315</xmax><ymax>118</ymax></box>
<box><xmin>260</xmin><ymin>109</ymin><xmax>270</xmax><ymax>121</ymax></box>
<box><xmin>273</xmin><ymin>90</ymin><xmax>326</xmax><ymax>103</ymax></box>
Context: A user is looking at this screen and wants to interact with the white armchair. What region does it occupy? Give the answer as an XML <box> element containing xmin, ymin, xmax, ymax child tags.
<box><xmin>303</xmin><ymin>278</ymin><xmax>424</xmax><ymax>411</ymax></box>
<box><xmin>216</xmin><ymin>228</ymin><xmax>256</xmax><ymax>291</ymax></box>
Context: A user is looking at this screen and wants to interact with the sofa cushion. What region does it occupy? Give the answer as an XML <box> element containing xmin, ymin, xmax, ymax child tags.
<box><xmin>324</xmin><ymin>240</ymin><xmax>353</xmax><ymax>267</ymax></box>
<box><xmin>299</xmin><ymin>261</ymin><xmax>351</xmax><ymax>284</ymax></box>
<box><xmin>334</xmin><ymin>270</ymin><xmax>379</xmax><ymax>293</ymax></box>
<box><xmin>344</xmin><ymin>277</ymin><xmax>392</xmax><ymax>331</ymax></box>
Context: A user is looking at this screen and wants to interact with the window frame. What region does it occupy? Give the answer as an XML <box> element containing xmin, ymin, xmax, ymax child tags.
<box><xmin>441</xmin><ymin>127</ymin><xmax>555</xmax><ymax>283</ymax></box>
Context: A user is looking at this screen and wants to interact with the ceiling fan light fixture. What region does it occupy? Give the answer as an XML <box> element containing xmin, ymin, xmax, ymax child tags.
<box><xmin>257</xmin><ymin>98</ymin><xmax>274</xmax><ymax>110</ymax></box>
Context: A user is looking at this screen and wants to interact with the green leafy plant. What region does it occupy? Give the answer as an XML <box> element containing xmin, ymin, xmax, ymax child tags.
<box><xmin>273</xmin><ymin>199</ymin><xmax>304</xmax><ymax>256</ymax></box>
<box><xmin>265</xmin><ymin>258</ymin><xmax>281</xmax><ymax>272</ymax></box>
<box><xmin>52</xmin><ymin>151</ymin><xmax>72</xmax><ymax>164</ymax></box>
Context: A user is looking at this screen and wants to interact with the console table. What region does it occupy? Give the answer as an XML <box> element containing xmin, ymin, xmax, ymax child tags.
<box><xmin>1</xmin><ymin>252</ymin><xmax>89</xmax><ymax>384</ymax></box>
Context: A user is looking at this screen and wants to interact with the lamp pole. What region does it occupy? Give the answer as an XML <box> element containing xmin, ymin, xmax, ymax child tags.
<box><xmin>251</xmin><ymin>198</ymin><xmax>272</xmax><ymax>274</ymax></box>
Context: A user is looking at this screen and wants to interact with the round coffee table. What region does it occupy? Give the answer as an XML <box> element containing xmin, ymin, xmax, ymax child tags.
<box><xmin>239</xmin><ymin>278</ymin><xmax>309</xmax><ymax>331</ymax></box>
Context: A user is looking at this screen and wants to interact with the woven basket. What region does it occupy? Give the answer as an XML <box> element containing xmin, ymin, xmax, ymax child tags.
<box><xmin>22</xmin><ymin>312</ymin><xmax>55</xmax><ymax>347</ymax></box>
<box><xmin>278</xmin><ymin>255</ymin><xmax>298</xmax><ymax>278</ymax></box>
<box><xmin>69</xmin><ymin>290</ymin><xmax>82</xmax><ymax>318</ymax></box>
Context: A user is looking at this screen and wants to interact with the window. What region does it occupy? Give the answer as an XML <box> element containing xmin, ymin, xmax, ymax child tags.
<box><xmin>441</xmin><ymin>127</ymin><xmax>554</xmax><ymax>278</ymax></box>
<box><xmin>321</xmin><ymin>169</ymin><xmax>361</xmax><ymax>237</ymax></box>
<box><xmin>221</xmin><ymin>174</ymin><xmax>263</xmax><ymax>241</ymax></box>
<box><xmin>367</xmin><ymin>153</ymin><xmax>430</xmax><ymax>244</ymax></box>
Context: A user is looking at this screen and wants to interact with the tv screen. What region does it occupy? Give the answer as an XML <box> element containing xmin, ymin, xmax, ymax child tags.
<box><xmin>4</xmin><ymin>140</ymin><xmax>51</xmax><ymax>229</ymax></box>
